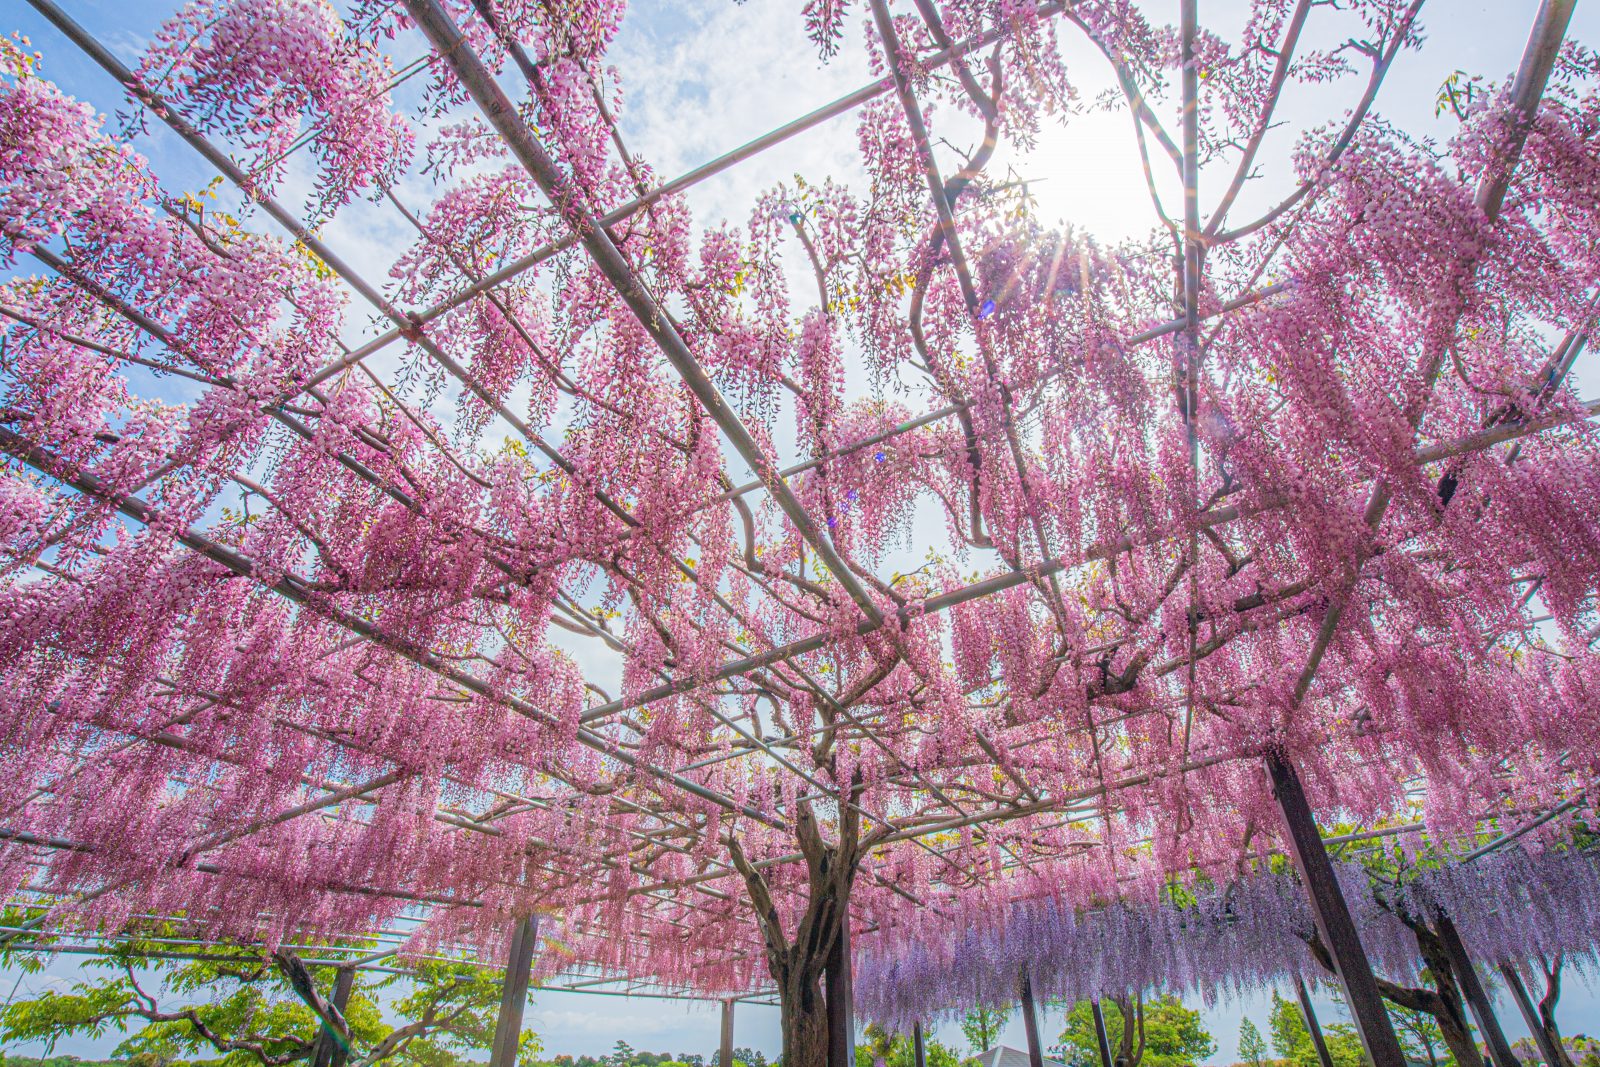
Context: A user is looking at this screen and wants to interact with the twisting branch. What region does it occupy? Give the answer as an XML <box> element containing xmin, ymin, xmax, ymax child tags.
<box><xmin>1215</xmin><ymin>1</ymin><xmax>1424</xmax><ymax>245</ymax></box>
<box><xmin>1205</xmin><ymin>0</ymin><xmax>1313</xmax><ymax>237</ymax></box>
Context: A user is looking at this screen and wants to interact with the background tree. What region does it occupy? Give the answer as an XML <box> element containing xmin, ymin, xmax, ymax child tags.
<box><xmin>1267</xmin><ymin>993</ymin><xmax>1364</xmax><ymax>1067</ymax></box>
<box><xmin>1238</xmin><ymin>1020</ymin><xmax>1267</xmax><ymax>1067</ymax></box>
<box><xmin>962</xmin><ymin>1007</ymin><xmax>1013</xmax><ymax>1055</ymax></box>
<box><xmin>861</xmin><ymin>1024</ymin><xmax>896</xmax><ymax>1067</ymax></box>
<box><xmin>856</xmin><ymin>1024</ymin><xmax>960</xmax><ymax>1067</ymax></box>
<box><xmin>1386</xmin><ymin>1004</ymin><xmax>1449</xmax><ymax>1067</ymax></box>
<box><xmin>1058</xmin><ymin>996</ymin><xmax>1214</xmax><ymax>1067</ymax></box>
<box><xmin>0</xmin><ymin>942</ymin><xmax>514</xmax><ymax>1067</ymax></box>
<box><xmin>538</xmin><ymin>1050</ymin><xmax>699</xmax><ymax>1067</ymax></box>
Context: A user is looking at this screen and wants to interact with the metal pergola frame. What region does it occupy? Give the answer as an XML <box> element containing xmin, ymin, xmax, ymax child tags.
<box><xmin>0</xmin><ymin>1</ymin><xmax>1591</xmax><ymax>1065</ymax></box>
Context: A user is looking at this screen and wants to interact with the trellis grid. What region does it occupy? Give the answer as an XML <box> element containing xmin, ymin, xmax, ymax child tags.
<box><xmin>0</xmin><ymin>0</ymin><xmax>1595</xmax><ymax>1065</ymax></box>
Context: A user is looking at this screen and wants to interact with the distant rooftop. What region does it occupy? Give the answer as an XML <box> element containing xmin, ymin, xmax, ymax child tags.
<box><xmin>972</xmin><ymin>1047</ymin><xmax>1069</xmax><ymax>1067</ymax></box>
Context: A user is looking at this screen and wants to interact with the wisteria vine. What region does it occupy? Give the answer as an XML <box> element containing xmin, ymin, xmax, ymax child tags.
<box><xmin>0</xmin><ymin>2</ymin><xmax>1596</xmax><ymax>1058</ymax></box>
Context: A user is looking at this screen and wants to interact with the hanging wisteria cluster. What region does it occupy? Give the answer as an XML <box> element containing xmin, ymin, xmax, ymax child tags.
<box><xmin>0</xmin><ymin>0</ymin><xmax>1597</xmax><ymax>1052</ymax></box>
<box><xmin>855</xmin><ymin>846</ymin><xmax>1600</xmax><ymax>1031</ymax></box>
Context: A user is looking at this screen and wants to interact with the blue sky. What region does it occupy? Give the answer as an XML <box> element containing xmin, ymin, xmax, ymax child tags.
<box><xmin>3</xmin><ymin>0</ymin><xmax>1600</xmax><ymax>1061</ymax></box>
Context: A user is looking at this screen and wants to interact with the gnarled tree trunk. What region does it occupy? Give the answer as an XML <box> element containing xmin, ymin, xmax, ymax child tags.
<box><xmin>775</xmin><ymin>961</ymin><xmax>833</xmax><ymax>1067</ymax></box>
<box><xmin>1535</xmin><ymin>957</ymin><xmax>1575</xmax><ymax>1067</ymax></box>
<box><xmin>1109</xmin><ymin>994</ymin><xmax>1147</xmax><ymax>1067</ymax></box>
<box><xmin>728</xmin><ymin>798</ymin><xmax>866</xmax><ymax>1067</ymax></box>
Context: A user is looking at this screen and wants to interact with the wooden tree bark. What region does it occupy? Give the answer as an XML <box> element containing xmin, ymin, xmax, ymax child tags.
<box><xmin>1500</xmin><ymin>959</ymin><xmax>1575</xmax><ymax>1067</ymax></box>
<box><xmin>312</xmin><ymin>969</ymin><xmax>355</xmax><ymax>1067</ymax></box>
<box><xmin>1536</xmin><ymin>957</ymin><xmax>1571</xmax><ymax>1067</ymax></box>
<box><xmin>274</xmin><ymin>951</ymin><xmax>352</xmax><ymax>1057</ymax></box>
<box><xmin>913</xmin><ymin>1022</ymin><xmax>927</xmax><ymax>1067</ymax></box>
<box><xmin>1108</xmin><ymin>995</ymin><xmax>1146</xmax><ymax>1067</ymax></box>
<box><xmin>729</xmin><ymin>799</ymin><xmax>867</xmax><ymax>1067</ymax></box>
<box><xmin>1402</xmin><ymin>917</ymin><xmax>1485</xmax><ymax>1067</ymax></box>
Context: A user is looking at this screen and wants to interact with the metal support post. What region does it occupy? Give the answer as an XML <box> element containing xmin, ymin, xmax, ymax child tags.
<box><xmin>1020</xmin><ymin>974</ymin><xmax>1044</xmax><ymax>1067</ymax></box>
<box><xmin>1267</xmin><ymin>749</ymin><xmax>1405</xmax><ymax>1067</ymax></box>
<box><xmin>1436</xmin><ymin>915</ymin><xmax>1516</xmax><ymax>1067</ymax></box>
<box><xmin>489</xmin><ymin>916</ymin><xmax>540</xmax><ymax>1067</ymax></box>
<box><xmin>826</xmin><ymin>918</ymin><xmax>855</xmax><ymax>1067</ymax></box>
<box><xmin>1091</xmin><ymin>1000</ymin><xmax>1114</xmax><ymax>1067</ymax></box>
<box><xmin>1294</xmin><ymin>977</ymin><xmax>1335</xmax><ymax>1067</ymax></box>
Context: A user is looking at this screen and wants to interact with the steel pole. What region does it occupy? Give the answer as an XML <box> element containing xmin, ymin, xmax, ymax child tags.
<box><xmin>1267</xmin><ymin>750</ymin><xmax>1404</xmax><ymax>1067</ymax></box>
<box><xmin>1020</xmin><ymin>974</ymin><xmax>1044</xmax><ymax>1067</ymax></box>
<box><xmin>826</xmin><ymin>919</ymin><xmax>855</xmax><ymax>1067</ymax></box>
<box><xmin>1091</xmin><ymin>1000</ymin><xmax>1114</xmax><ymax>1067</ymax></box>
<box><xmin>489</xmin><ymin>916</ymin><xmax>540</xmax><ymax>1067</ymax></box>
<box><xmin>1294</xmin><ymin>978</ymin><xmax>1336</xmax><ymax>1067</ymax></box>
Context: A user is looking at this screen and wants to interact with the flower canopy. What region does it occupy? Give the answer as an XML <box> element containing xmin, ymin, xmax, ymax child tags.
<box><xmin>857</xmin><ymin>845</ymin><xmax>1600</xmax><ymax>1029</ymax></box>
<box><xmin>0</xmin><ymin>0</ymin><xmax>1598</xmax><ymax>1012</ymax></box>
